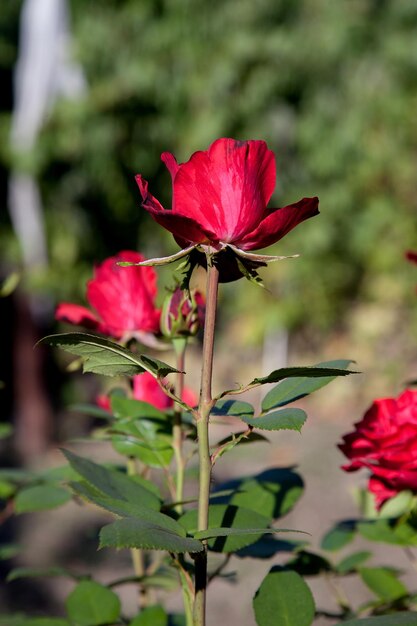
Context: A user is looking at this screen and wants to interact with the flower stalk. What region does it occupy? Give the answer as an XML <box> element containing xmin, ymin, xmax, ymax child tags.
<box><xmin>193</xmin><ymin>255</ymin><xmax>219</xmax><ymax>626</ymax></box>
<box><xmin>172</xmin><ymin>337</ymin><xmax>187</xmax><ymax>513</ymax></box>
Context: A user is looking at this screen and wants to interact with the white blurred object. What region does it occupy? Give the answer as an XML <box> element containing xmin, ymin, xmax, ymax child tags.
<box><xmin>9</xmin><ymin>0</ymin><xmax>86</xmax><ymax>269</ymax></box>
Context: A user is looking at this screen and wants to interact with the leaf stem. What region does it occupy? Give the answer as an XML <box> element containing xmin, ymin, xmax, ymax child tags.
<box><xmin>193</xmin><ymin>257</ymin><xmax>219</xmax><ymax>626</ymax></box>
<box><xmin>172</xmin><ymin>337</ymin><xmax>187</xmax><ymax>515</ymax></box>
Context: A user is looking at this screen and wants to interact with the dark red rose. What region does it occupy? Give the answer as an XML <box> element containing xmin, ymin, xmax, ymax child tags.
<box><xmin>406</xmin><ymin>250</ymin><xmax>417</xmax><ymax>264</ymax></box>
<box><xmin>56</xmin><ymin>251</ymin><xmax>160</xmax><ymax>345</ymax></box>
<box><xmin>339</xmin><ymin>389</ymin><xmax>417</xmax><ymax>508</ymax></box>
<box><xmin>135</xmin><ymin>138</ymin><xmax>319</xmax><ymax>253</ymax></box>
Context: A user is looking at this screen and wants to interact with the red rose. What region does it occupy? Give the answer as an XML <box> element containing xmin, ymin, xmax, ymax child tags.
<box><xmin>135</xmin><ymin>138</ymin><xmax>319</xmax><ymax>253</ymax></box>
<box><xmin>132</xmin><ymin>372</ymin><xmax>196</xmax><ymax>410</ymax></box>
<box><xmin>339</xmin><ymin>389</ymin><xmax>417</xmax><ymax>508</ymax></box>
<box><xmin>97</xmin><ymin>373</ymin><xmax>196</xmax><ymax>413</ymax></box>
<box><xmin>56</xmin><ymin>251</ymin><xmax>160</xmax><ymax>344</ymax></box>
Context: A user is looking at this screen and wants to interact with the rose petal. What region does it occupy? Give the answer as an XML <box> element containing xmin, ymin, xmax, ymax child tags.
<box><xmin>55</xmin><ymin>303</ymin><xmax>100</xmax><ymax>330</ymax></box>
<box><xmin>172</xmin><ymin>138</ymin><xmax>276</xmax><ymax>242</ymax></box>
<box><xmin>236</xmin><ymin>197</ymin><xmax>319</xmax><ymax>251</ymax></box>
<box><xmin>161</xmin><ymin>152</ymin><xmax>180</xmax><ymax>179</ymax></box>
<box><xmin>87</xmin><ymin>251</ymin><xmax>160</xmax><ymax>336</ymax></box>
<box><xmin>136</xmin><ymin>174</ymin><xmax>216</xmax><ymax>245</ymax></box>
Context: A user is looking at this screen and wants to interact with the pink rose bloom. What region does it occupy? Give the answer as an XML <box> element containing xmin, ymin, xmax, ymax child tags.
<box><xmin>56</xmin><ymin>251</ymin><xmax>160</xmax><ymax>345</ymax></box>
<box><xmin>339</xmin><ymin>389</ymin><xmax>417</xmax><ymax>508</ymax></box>
<box><xmin>136</xmin><ymin>138</ymin><xmax>319</xmax><ymax>253</ymax></box>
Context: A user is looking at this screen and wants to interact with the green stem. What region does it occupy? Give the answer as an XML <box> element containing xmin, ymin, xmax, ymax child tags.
<box><xmin>193</xmin><ymin>257</ymin><xmax>219</xmax><ymax>626</ymax></box>
<box><xmin>172</xmin><ymin>337</ymin><xmax>187</xmax><ymax>514</ymax></box>
<box><xmin>127</xmin><ymin>458</ymin><xmax>148</xmax><ymax>608</ymax></box>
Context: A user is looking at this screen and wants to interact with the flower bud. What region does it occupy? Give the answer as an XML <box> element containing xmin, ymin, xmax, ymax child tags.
<box><xmin>160</xmin><ymin>286</ymin><xmax>205</xmax><ymax>339</ymax></box>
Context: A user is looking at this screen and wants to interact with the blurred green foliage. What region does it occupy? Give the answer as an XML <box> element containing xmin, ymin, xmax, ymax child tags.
<box><xmin>1</xmin><ymin>0</ymin><xmax>417</xmax><ymax>335</ymax></box>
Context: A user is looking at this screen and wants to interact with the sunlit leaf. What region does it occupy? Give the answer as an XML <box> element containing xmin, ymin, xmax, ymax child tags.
<box><xmin>211</xmin><ymin>399</ymin><xmax>254</xmax><ymax>419</ymax></box>
<box><xmin>15</xmin><ymin>485</ymin><xmax>71</xmax><ymax>513</ymax></box>
<box><xmin>180</xmin><ymin>505</ymin><xmax>271</xmax><ymax>553</ymax></box>
<box><xmin>241</xmin><ymin>408</ymin><xmax>307</xmax><ymax>432</ymax></box>
<box><xmin>40</xmin><ymin>333</ymin><xmax>178</xmax><ymax>378</ymax></box>
<box><xmin>215</xmin><ymin>467</ymin><xmax>304</xmax><ymax>520</ymax></box>
<box><xmin>66</xmin><ymin>580</ymin><xmax>121</xmax><ymax>626</ymax></box>
<box><xmin>321</xmin><ymin>520</ymin><xmax>357</xmax><ymax>551</ymax></box>
<box><xmin>99</xmin><ymin>517</ymin><xmax>204</xmax><ymax>553</ymax></box>
<box><xmin>250</xmin><ymin>365</ymin><xmax>356</xmax><ymax>387</ymax></box>
<box><xmin>335</xmin><ymin>551</ymin><xmax>372</xmax><ymax>574</ymax></box>
<box><xmin>253</xmin><ymin>568</ymin><xmax>315</xmax><ymax>626</ymax></box>
<box><xmin>359</xmin><ymin>567</ymin><xmax>408</xmax><ymax>601</ymax></box>
<box><xmin>261</xmin><ymin>360</ymin><xmax>354</xmax><ymax>411</ymax></box>
<box><xmin>7</xmin><ymin>567</ymin><xmax>79</xmax><ymax>582</ymax></box>
<box><xmin>129</xmin><ymin>605</ymin><xmax>168</xmax><ymax>626</ymax></box>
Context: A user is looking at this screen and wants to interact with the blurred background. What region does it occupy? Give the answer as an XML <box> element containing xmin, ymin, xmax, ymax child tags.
<box><xmin>1</xmin><ymin>0</ymin><xmax>417</xmax><ymax>623</ymax></box>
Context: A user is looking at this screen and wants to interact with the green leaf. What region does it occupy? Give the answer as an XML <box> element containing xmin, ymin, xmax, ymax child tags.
<box><xmin>379</xmin><ymin>491</ymin><xmax>415</xmax><ymax>518</ymax></box>
<box><xmin>249</xmin><ymin>365</ymin><xmax>356</xmax><ymax>387</ymax></box>
<box><xmin>0</xmin><ymin>468</ymin><xmax>34</xmax><ymax>483</ymax></box>
<box><xmin>335</xmin><ymin>551</ymin><xmax>372</xmax><ymax>574</ymax></box>
<box><xmin>193</xmin><ymin>526</ymin><xmax>300</xmax><ymax>540</ymax></box>
<box><xmin>71</xmin><ymin>481</ymin><xmax>184</xmax><ymax>535</ymax></box>
<box><xmin>40</xmin><ymin>333</ymin><xmax>178</xmax><ymax>378</ymax></box>
<box><xmin>0</xmin><ymin>543</ymin><xmax>20</xmax><ymax>560</ymax></box>
<box><xmin>0</xmin><ymin>272</ymin><xmax>20</xmax><ymax>297</ymax></box>
<box><xmin>253</xmin><ymin>568</ymin><xmax>315</xmax><ymax>626</ymax></box>
<box><xmin>0</xmin><ymin>479</ymin><xmax>16</xmax><ymax>498</ymax></box>
<box><xmin>109</xmin><ymin>568</ymin><xmax>179</xmax><ymax>591</ymax></box>
<box><xmin>0</xmin><ymin>619</ymin><xmax>70</xmax><ymax>626</ymax></box>
<box><xmin>7</xmin><ymin>567</ymin><xmax>79</xmax><ymax>582</ymax></box>
<box><xmin>211</xmin><ymin>399</ymin><xmax>254</xmax><ymax>419</ymax></box>
<box><xmin>66</xmin><ymin>580</ymin><xmax>121</xmax><ymax>626</ymax></box>
<box><xmin>241</xmin><ymin>408</ymin><xmax>307</xmax><ymax>432</ymax></box>
<box><xmin>342</xmin><ymin>613</ymin><xmax>417</xmax><ymax>626</ymax></box>
<box><xmin>357</xmin><ymin>519</ymin><xmax>417</xmax><ymax>546</ymax></box>
<box><xmin>321</xmin><ymin>520</ymin><xmax>357</xmax><ymax>551</ymax></box>
<box><xmin>0</xmin><ymin>423</ymin><xmax>13</xmax><ymax>439</ymax></box>
<box><xmin>217</xmin><ymin>467</ymin><xmax>304</xmax><ymax>520</ymax></box>
<box><xmin>359</xmin><ymin>567</ymin><xmax>408</xmax><ymax>601</ymax></box>
<box><xmin>62</xmin><ymin>449</ymin><xmax>160</xmax><ymax>510</ymax></box>
<box><xmin>15</xmin><ymin>485</ymin><xmax>71</xmax><ymax>513</ymax></box>
<box><xmin>38</xmin><ymin>465</ymin><xmax>80</xmax><ymax>483</ymax></box>
<box><xmin>180</xmin><ymin>505</ymin><xmax>271</xmax><ymax>553</ymax></box>
<box><xmin>69</xmin><ymin>403</ymin><xmax>113</xmax><ymax>419</ymax></box>
<box><xmin>129</xmin><ymin>606</ymin><xmax>168</xmax><ymax>626</ymax></box>
<box><xmin>111</xmin><ymin>396</ymin><xmax>167</xmax><ymax>421</ymax></box>
<box><xmin>111</xmin><ymin>418</ymin><xmax>174</xmax><ymax>468</ymax></box>
<box><xmin>99</xmin><ymin>517</ymin><xmax>204</xmax><ymax>553</ymax></box>
<box><xmin>261</xmin><ymin>360</ymin><xmax>354</xmax><ymax>411</ymax></box>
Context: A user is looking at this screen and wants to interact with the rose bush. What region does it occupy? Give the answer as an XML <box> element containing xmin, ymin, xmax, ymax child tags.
<box><xmin>56</xmin><ymin>251</ymin><xmax>160</xmax><ymax>344</ymax></box>
<box><xmin>339</xmin><ymin>389</ymin><xmax>417</xmax><ymax>508</ymax></box>
<box><xmin>136</xmin><ymin>138</ymin><xmax>319</xmax><ymax>253</ymax></box>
